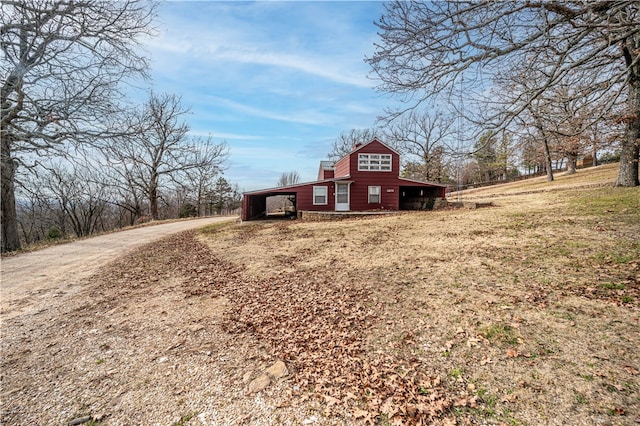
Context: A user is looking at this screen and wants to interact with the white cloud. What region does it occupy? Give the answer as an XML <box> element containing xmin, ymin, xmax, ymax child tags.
<box><xmin>207</xmin><ymin>96</ymin><xmax>335</xmax><ymax>126</ymax></box>
<box><xmin>208</xmin><ymin>47</ymin><xmax>371</xmax><ymax>88</ymax></box>
<box><xmin>135</xmin><ymin>1</ymin><xmax>394</xmax><ymax>192</ymax></box>
<box><xmin>148</xmin><ymin>2</ymin><xmax>376</xmax><ymax>89</ymax></box>
<box><xmin>187</xmin><ymin>130</ymin><xmax>264</xmax><ymax>141</ymax></box>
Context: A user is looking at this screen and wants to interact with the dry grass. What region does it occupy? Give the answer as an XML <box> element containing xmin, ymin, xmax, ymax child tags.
<box><xmin>201</xmin><ymin>163</ymin><xmax>639</xmax><ymax>425</ymax></box>
<box><xmin>4</xmin><ymin>164</ymin><xmax>635</xmax><ymax>425</ymax></box>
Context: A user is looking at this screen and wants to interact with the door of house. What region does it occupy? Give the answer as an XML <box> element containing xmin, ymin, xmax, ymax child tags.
<box><xmin>335</xmin><ymin>183</ymin><xmax>350</xmax><ymax>211</ymax></box>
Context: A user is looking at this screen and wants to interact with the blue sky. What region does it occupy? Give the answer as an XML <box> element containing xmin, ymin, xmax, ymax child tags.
<box><xmin>141</xmin><ymin>1</ymin><xmax>393</xmax><ymax>191</ymax></box>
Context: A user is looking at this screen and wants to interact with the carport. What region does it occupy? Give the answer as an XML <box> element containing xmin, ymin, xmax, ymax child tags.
<box><xmin>398</xmin><ymin>180</ymin><xmax>448</xmax><ymax>210</ymax></box>
<box><xmin>242</xmin><ymin>190</ymin><xmax>297</xmax><ymax>220</ymax></box>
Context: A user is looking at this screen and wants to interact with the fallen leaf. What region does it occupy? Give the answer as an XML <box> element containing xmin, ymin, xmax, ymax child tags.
<box><xmin>323</xmin><ymin>395</ymin><xmax>341</xmax><ymax>407</ymax></box>
<box><xmin>611</xmin><ymin>407</ymin><xmax>625</xmax><ymax>416</ymax></box>
<box><xmin>501</xmin><ymin>394</ymin><xmax>517</xmax><ymax>403</ymax></box>
<box><xmin>467</xmin><ymin>337</ymin><xmax>482</xmax><ymax>347</ymax></box>
<box><xmin>353</xmin><ymin>408</ymin><xmax>372</xmax><ymax>420</ymax></box>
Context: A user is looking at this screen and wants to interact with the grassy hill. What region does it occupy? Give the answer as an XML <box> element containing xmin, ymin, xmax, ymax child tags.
<box><xmin>200</xmin><ymin>162</ymin><xmax>639</xmax><ymax>424</ymax></box>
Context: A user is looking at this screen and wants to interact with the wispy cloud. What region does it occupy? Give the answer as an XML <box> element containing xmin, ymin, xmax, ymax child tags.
<box><xmin>140</xmin><ymin>1</ymin><xmax>391</xmax><ymax>191</ymax></box>
<box><xmin>207</xmin><ymin>96</ymin><xmax>335</xmax><ymax>126</ymax></box>
<box><xmin>209</xmin><ymin>47</ymin><xmax>371</xmax><ymax>88</ymax></box>
<box><xmin>148</xmin><ymin>2</ymin><xmax>376</xmax><ymax>88</ymax></box>
<box><xmin>188</xmin><ymin>130</ymin><xmax>264</xmax><ymax>141</ymax></box>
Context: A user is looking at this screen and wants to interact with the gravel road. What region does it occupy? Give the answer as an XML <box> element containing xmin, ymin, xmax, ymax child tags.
<box><xmin>1</xmin><ymin>216</ymin><xmax>304</xmax><ymax>425</ymax></box>
<box><xmin>0</xmin><ymin>217</ymin><xmax>235</xmax><ymax>321</ymax></box>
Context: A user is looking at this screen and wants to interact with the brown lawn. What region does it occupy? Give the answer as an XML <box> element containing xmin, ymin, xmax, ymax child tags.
<box><xmin>201</xmin><ymin>163</ymin><xmax>639</xmax><ymax>425</ymax></box>
<box><xmin>2</xmin><ymin>163</ymin><xmax>637</xmax><ymax>425</ymax></box>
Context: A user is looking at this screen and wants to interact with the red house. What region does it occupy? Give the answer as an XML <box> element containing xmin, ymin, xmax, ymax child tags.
<box><xmin>241</xmin><ymin>139</ymin><xmax>447</xmax><ymax>221</ymax></box>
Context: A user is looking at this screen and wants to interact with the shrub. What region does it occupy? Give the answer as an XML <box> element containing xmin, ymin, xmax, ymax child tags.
<box><xmin>46</xmin><ymin>227</ymin><xmax>63</xmax><ymax>240</ymax></box>
<box><xmin>179</xmin><ymin>203</ymin><xmax>197</xmax><ymax>218</ymax></box>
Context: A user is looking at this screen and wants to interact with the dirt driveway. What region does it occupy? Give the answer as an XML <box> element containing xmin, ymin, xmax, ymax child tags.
<box><xmin>1</xmin><ymin>217</ymin><xmax>235</xmax><ymax>321</ymax></box>
<box><xmin>1</xmin><ymin>219</ymin><xmax>305</xmax><ymax>426</ymax></box>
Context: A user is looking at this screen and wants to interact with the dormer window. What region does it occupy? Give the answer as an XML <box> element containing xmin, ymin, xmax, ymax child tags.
<box><xmin>358</xmin><ymin>153</ymin><xmax>392</xmax><ymax>171</ymax></box>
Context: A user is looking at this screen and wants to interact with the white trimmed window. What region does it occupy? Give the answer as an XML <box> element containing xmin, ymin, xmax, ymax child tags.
<box><xmin>368</xmin><ymin>186</ymin><xmax>381</xmax><ymax>203</ymax></box>
<box><xmin>313</xmin><ymin>186</ymin><xmax>328</xmax><ymax>205</ymax></box>
<box><xmin>358</xmin><ymin>153</ymin><xmax>392</xmax><ymax>171</ymax></box>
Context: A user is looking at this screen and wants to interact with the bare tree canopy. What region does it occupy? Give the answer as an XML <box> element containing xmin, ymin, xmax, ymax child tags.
<box><xmin>329</xmin><ymin>128</ymin><xmax>381</xmax><ymax>160</ymax></box>
<box><xmin>106</xmin><ymin>93</ymin><xmax>228</xmax><ymax>220</ymax></box>
<box><xmin>277</xmin><ymin>170</ymin><xmax>300</xmax><ymax>187</ymax></box>
<box><xmin>386</xmin><ymin>110</ymin><xmax>455</xmax><ymax>182</ymax></box>
<box><xmin>1</xmin><ymin>0</ymin><xmax>156</xmax><ymax>252</ymax></box>
<box><xmin>367</xmin><ymin>1</ymin><xmax>639</xmax><ymax>187</ymax></box>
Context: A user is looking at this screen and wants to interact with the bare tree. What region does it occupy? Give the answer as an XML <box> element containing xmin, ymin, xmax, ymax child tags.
<box><xmin>549</xmin><ymin>91</ymin><xmax>595</xmax><ymax>175</ymax></box>
<box><xmin>489</xmin><ymin>58</ymin><xmax>559</xmax><ymax>182</ymax></box>
<box><xmin>277</xmin><ymin>171</ymin><xmax>301</xmax><ymax>187</ymax></box>
<box><xmin>101</xmin><ymin>158</ymin><xmax>147</xmax><ymax>226</ymax></box>
<box><xmin>329</xmin><ymin>128</ymin><xmax>381</xmax><ymax>160</ymax></box>
<box><xmin>1</xmin><ymin>0</ymin><xmax>156</xmax><ymax>252</ymax></box>
<box><xmin>16</xmin><ymin>156</ymin><xmax>113</xmax><ymax>240</ymax></box>
<box><xmin>543</xmin><ymin>86</ymin><xmax>624</xmax><ymax>174</ymax></box>
<box><xmin>42</xmin><ymin>162</ymin><xmax>111</xmax><ymax>237</ymax></box>
<box><xmin>385</xmin><ymin>110</ymin><xmax>455</xmax><ymax>182</ymax></box>
<box><xmin>522</xmin><ymin>104</ymin><xmax>557</xmax><ymax>182</ymax></box>
<box><xmin>180</xmin><ymin>138</ymin><xmax>229</xmax><ymax>216</ymax></box>
<box><xmin>367</xmin><ymin>1</ymin><xmax>639</xmax><ymax>187</ymax></box>
<box><xmin>15</xmin><ymin>184</ymin><xmax>60</xmax><ymax>244</ymax></box>
<box><xmin>107</xmin><ymin>93</ymin><xmax>228</xmax><ymax>220</ymax></box>
<box><xmin>499</xmin><ymin>62</ymin><xmax>623</xmax><ymax>177</ymax></box>
<box><xmin>400</xmin><ymin>151</ymin><xmax>452</xmax><ymax>183</ymax></box>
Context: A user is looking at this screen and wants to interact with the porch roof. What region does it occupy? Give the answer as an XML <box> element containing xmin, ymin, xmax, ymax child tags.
<box><xmin>243</xmin><ymin>176</ymin><xmax>352</xmax><ymax>196</ymax></box>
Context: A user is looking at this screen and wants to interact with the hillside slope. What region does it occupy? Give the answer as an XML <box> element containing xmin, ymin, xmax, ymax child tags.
<box><xmin>453</xmin><ymin>162</ymin><xmax>621</xmax><ymax>199</ymax></box>
<box><xmin>2</xmin><ymin>163</ymin><xmax>637</xmax><ymax>425</ymax></box>
<box><xmin>202</xmin><ymin>161</ymin><xmax>639</xmax><ymax>424</ymax></box>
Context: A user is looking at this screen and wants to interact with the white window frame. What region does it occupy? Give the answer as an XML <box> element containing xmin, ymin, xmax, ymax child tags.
<box><xmin>368</xmin><ymin>186</ymin><xmax>381</xmax><ymax>204</ymax></box>
<box><xmin>358</xmin><ymin>153</ymin><xmax>392</xmax><ymax>171</ymax></box>
<box><xmin>313</xmin><ymin>186</ymin><xmax>328</xmax><ymax>205</ymax></box>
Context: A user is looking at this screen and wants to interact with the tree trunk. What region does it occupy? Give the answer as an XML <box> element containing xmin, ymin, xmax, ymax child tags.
<box><xmin>149</xmin><ymin>176</ymin><xmax>159</xmax><ymax>220</ymax></box>
<box><xmin>1</xmin><ymin>136</ymin><xmax>21</xmax><ymax>252</ymax></box>
<box><xmin>615</xmin><ymin>70</ymin><xmax>640</xmax><ymax>187</ymax></box>
<box><xmin>566</xmin><ymin>153</ymin><xmax>577</xmax><ymax>175</ymax></box>
<box><xmin>542</xmin><ymin>137</ymin><xmax>554</xmax><ymax>182</ymax></box>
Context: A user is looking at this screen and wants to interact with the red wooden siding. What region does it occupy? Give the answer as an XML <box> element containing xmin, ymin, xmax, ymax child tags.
<box><xmin>318</xmin><ymin>169</ymin><xmax>334</xmax><ymax>180</ymax></box>
<box><xmin>334</xmin><ymin>140</ymin><xmax>400</xmax><ymax>179</ymax></box>
<box><xmin>241</xmin><ymin>138</ymin><xmax>447</xmax><ymax>220</ymax></box>
<box><xmin>317</xmin><ymin>161</ymin><xmax>335</xmax><ymax>180</ymax></box>
<box><xmin>339</xmin><ymin>140</ymin><xmax>401</xmax><ymax>210</ymax></box>
<box><xmin>296</xmin><ymin>182</ymin><xmax>336</xmax><ymax>211</ymax></box>
<box><xmin>334</xmin><ymin>156</ymin><xmax>350</xmax><ymax>178</ymax></box>
<box><xmin>242</xmin><ymin>181</ymin><xmax>337</xmax><ymax>220</ymax></box>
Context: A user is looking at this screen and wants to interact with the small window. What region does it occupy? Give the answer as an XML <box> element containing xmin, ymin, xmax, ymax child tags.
<box><xmin>368</xmin><ymin>186</ymin><xmax>381</xmax><ymax>203</ymax></box>
<box><xmin>313</xmin><ymin>186</ymin><xmax>328</xmax><ymax>205</ymax></box>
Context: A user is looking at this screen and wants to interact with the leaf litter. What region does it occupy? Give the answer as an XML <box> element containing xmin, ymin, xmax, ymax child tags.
<box><xmin>3</xmin><ymin>164</ymin><xmax>639</xmax><ymax>425</ymax></box>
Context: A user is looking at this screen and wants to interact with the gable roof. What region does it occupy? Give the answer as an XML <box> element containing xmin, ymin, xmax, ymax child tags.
<box><xmin>335</xmin><ymin>138</ymin><xmax>401</xmax><ymax>165</ymax></box>
<box><xmin>319</xmin><ymin>160</ymin><xmax>335</xmax><ymax>170</ymax></box>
